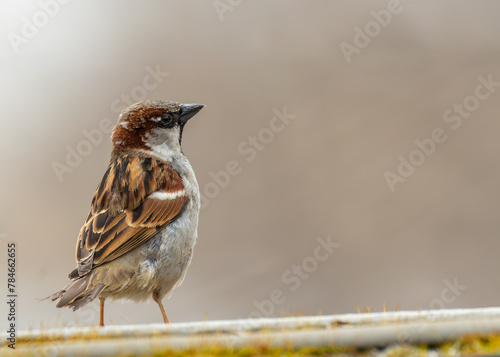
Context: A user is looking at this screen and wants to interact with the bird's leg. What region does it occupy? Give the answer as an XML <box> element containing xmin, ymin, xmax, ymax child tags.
<box><xmin>99</xmin><ymin>298</ymin><xmax>105</xmax><ymax>327</ymax></box>
<box><xmin>153</xmin><ymin>292</ymin><xmax>169</xmax><ymax>324</ymax></box>
<box><xmin>157</xmin><ymin>300</ymin><xmax>170</xmax><ymax>324</ymax></box>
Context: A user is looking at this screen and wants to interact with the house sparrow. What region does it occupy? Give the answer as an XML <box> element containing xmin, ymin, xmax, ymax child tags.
<box><xmin>49</xmin><ymin>100</ymin><xmax>204</xmax><ymax>327</ymax></box>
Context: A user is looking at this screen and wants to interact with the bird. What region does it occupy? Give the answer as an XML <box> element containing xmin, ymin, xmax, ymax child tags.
<box><xmin>49</xmin><ymin>100</ymin><xmax>204</xmax><ymax>327</ymax></box>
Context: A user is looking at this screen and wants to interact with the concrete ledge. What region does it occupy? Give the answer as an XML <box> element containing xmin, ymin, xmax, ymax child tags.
<box><xmin>3</xmin><ymin>307</ymin><xmax>500</xmax><ymax>356</ymax></box>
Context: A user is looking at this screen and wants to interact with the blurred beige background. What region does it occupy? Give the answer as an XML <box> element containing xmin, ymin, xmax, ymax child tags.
<box><xmin>1</xmin><ymin>1</ymin><xmax>500</xmax><ymax>330</ymax></box>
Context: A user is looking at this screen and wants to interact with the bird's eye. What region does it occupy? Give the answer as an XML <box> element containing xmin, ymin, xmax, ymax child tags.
<box><xmin>159</xmin><ymin>113</ymin><xmax>176</xmax><ymax>128</ymax></box>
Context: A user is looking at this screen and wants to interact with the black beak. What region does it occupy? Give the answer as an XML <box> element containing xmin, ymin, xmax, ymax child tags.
<box><xmin>180</xmin><ymin>103</ymin><xmax>205</xmax><ymax>125</ymax></box>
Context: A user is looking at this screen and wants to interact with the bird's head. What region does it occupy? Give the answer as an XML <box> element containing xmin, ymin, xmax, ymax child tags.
<box><xmin>111</xmin><ymin>100</ymin><xmax>204</xmax><ymax>159</ymax></box>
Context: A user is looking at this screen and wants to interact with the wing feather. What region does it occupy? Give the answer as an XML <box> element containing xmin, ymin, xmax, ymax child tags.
<box><xmin>73</xmin><ymin>154</ymin><xmax>187</xmax><ymax>277</ymax></box>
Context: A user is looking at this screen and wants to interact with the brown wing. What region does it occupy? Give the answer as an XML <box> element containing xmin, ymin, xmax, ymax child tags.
<box><xmin>72</xmin><ymin>154</ymin><xmax>187</xmax><ymax>278</ymax></box>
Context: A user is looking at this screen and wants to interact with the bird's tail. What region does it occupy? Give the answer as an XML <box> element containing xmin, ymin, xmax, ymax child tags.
<box><xmin>48</xmin><ymin>275</ymin><xmax>105</xmax><ymax>311</ymax></box>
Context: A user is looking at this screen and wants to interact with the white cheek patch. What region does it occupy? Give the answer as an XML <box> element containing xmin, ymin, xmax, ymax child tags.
<box><xmin>145</xmin><ymin>126</ymin><xmax>182</xmax><ymax>162</ymax></box>
<box><xmin>150</xmin><ymin>117</ymin><xmax>162</xmax><ymax>122</ymax></box>
<box><xmin>149</xmin><ymin>190</ymin><xmax>185</xmax><ymax>200</ymax></box>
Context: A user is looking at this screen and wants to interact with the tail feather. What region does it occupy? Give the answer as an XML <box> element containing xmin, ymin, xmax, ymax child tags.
<box><xmin>63</xmin><ymin>284</ymin><xmax>105</xmax><ymax>310</ymax></box>
<box><xmin>49</xmin><ymin>276</ymin><xmax>105</xmax><ymax>311</ymax></box>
